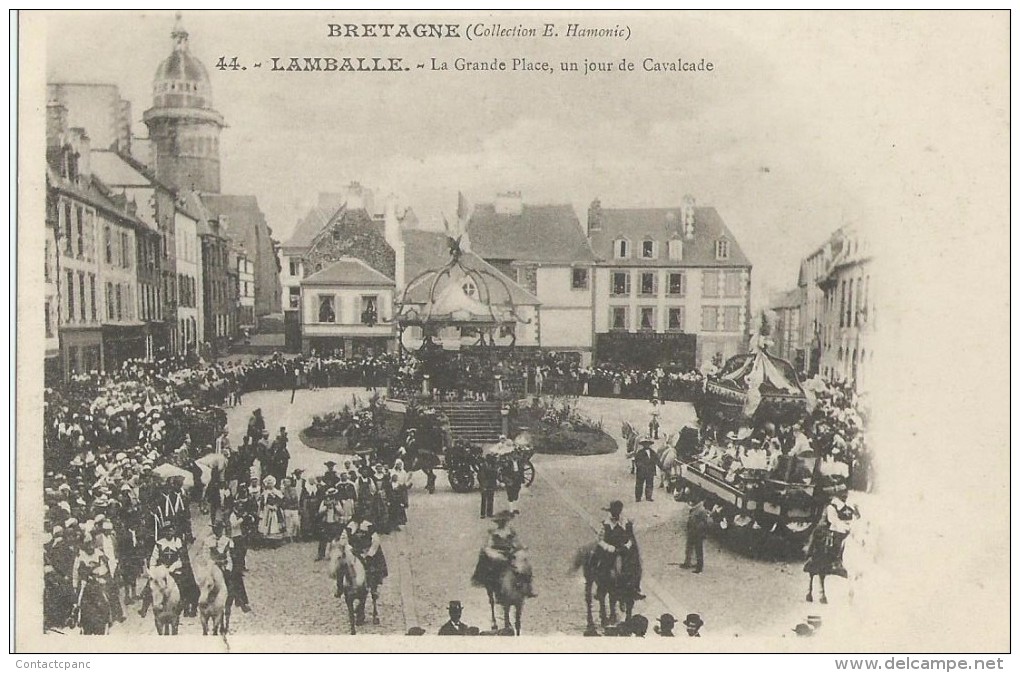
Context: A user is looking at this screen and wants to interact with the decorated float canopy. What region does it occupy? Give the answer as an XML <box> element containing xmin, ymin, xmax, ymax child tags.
<box><xmin>698</xmin><ymin>348</ymin><xmax>811</xmax><ymax>424</ymax></box>
<box><xmin>396</xmin><ymin>233</ymin><xmax>536</xmax><ymax>350</ymax></box>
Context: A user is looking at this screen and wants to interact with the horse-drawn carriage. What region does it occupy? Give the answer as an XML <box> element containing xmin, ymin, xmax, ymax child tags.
<box><xmin>444</xmin><ymin>441</ymin><xmax>536</xmax><ymax>493</ymax></box>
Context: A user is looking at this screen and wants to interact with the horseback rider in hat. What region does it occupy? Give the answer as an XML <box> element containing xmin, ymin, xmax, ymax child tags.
<box><xmin>596</xmin><ymin>500</ymin><xmax>646</xmax><ymax>599</ymax></box>
<box><xmin>140</xmin><ymin>521</ymin><xmax>198</xmax><ymax>618</ymax></box>
<box><xmin>207</xmin><ymin>520</ymin><xmax>250</xmax><ymax>612</ymax></box>
<box><xmin>471</xmin><ymin>510</ymin><xmax>536</xmax><ymax>597</ymax></box>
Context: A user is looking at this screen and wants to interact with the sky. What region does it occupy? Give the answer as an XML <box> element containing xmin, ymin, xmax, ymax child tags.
<box><xmin>42</xmin><ymin>10</ymin><xmax>1007</xmax><ymax>311</ymax></box>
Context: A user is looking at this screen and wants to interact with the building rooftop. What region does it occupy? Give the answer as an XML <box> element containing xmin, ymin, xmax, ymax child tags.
<box><xmin>589</xmin><ymin>205</ymin><xmax>751</xmax><ymax>268</ymax></box>
<box><xmin>302</xmin><ymin>256</ymin><xmax>395</xmax><ymax>287</ymax></box>
<box><xmin>466</xmin><ymin>203</ymin><xmax>595</xmax><ymax>264</ymax></box>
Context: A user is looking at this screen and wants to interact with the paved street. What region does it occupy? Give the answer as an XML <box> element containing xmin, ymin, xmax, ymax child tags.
<box><xmin>110</xmin><ymin>388</ymin><xmax>864</xmax><ymax>638</ymax></box>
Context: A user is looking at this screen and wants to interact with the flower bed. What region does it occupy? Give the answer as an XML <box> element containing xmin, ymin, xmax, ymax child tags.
<box><xmin>514</xmin><ymin>397</ymin><xmax>617</xmax><ymax>456</ymax></box>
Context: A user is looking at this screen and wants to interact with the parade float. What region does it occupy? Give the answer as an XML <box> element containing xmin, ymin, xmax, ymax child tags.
<box><xmin>676</xmin><ymin>340</ymin><xmax>847</xmax><ymax>549</ymax></box>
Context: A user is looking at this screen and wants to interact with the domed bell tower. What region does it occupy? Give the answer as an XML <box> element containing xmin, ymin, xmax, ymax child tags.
<box><xmin>143</xmin><ymin>13</ymin><xmax>224</xmax><ymax>193</ymax></box>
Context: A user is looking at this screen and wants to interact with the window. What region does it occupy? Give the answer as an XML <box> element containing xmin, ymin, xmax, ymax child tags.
<box><xmin>571</xmin><ymin>268</ymin><xmax>589</xmax><ymax>290</ymax></box>
<box><xmin>701</xmin><ymin>306</ymin><xmax>719</xmax><ymax>332</ymax></box>
<box><xmin>668</xmin><ymin>272</ymin><xmax>686</xmax><ymax>297</ymax></box>
<box><xmin>611</xmin><ymin>271</ymin><xmax>630</xmax><ymax>297</ymax></box>
<box><xmin>610</xmin><ymin>306</ymin><xmax>628</xmax><ymax>331</ymax></box>
<box><xmin>122</xmin><ymin>232</ymin><xmax>132</xmax><ymax>268</ymax></box>
<box><xmin>639</xmin><ymin>272</ymin><xmax>657</xmax><ymax>297</ymax></box>
<box><xmin>641</xmin><ymin>240</ymin><xmax>656</xmax><ymax>259</ymax></box>
<box><xmin>289</xmin><ymin>259</ymin><xmax>300</xmax><ymax>276</ymax></box>
<box><xmin>45</xmin><ymin>301</ymin><xmax>52</xmax><ymax>338</ymax></box>
<box><xmin>839</xmin><ymin>281</ymin><xmax>847</xmax><ymax>328</ymax></box>
<box><xmin>461</xmin><ymin>279</ymin><xmax>477</xmax><ymax>298</ymax></box>
<box><xmin>715</xmin><ymin>238</ymin><xmax>730</xmax><ymax>260</ymax></box>
<box><xmin>115</xmin><ymin>284</ymin><xmax>123</xmax><ymax>321</ymax></box>
<box><xmin>78</xmin><ymin>273</ymin><xmax>87</xmax><ymax>323</ymax></box>
<box><xmin>318</xmin><ymin>295</ymin><xmax>336</xmax><ymax>323</ymax></box>
<box><xmin>44</xmin><ymin>240</ymin><xmax>51</xmax><ymax>281</ymax></box>
<box><xmin>702</xmin><ymin>271</ymin><xmax>720</xmax><ymax>298</ymax></box>
<box><xmin>667</xmin><ymin>239</ymin><xmax>683</xmax><ymax>261</ymax></box>
<box><xmin>723</xmin><ymin>306</ymin><xmax>740</xmax><ymax>332</ymax></box>
<box><xmin>64</xmin><ymin>204</ymin><xmax>73</xmax><ymax>254</ymax></box>
<box><xmin>106</xmin><ymin>283</ymin><xmax>114</xmax><ymax>320</ymax></box>
<box><xmin>75</xmin><ymin>207</ymin><xmax>84</xmax><ymax>258</ymax></box>
<box><xmin>855</xmin><ymin>278</ymin><xmax>863</xmax><ymax>326</ymax></box>
<box><xmin>724</xmin><ymin>271</ymin><xmax>743</xmax><ymax>298</ymax></box>
<box><xmin>89</xmin><ymin>274</ymin><xmax>96</xmax><ymax>322</ymax></box>
<box><xmin>614</xmin><ymin>238</ymin><xmax>630</xmax><ymax>259</ymax></box>
<box><xmin>66</xmin><ymin>271</ymin><xmax>75</xmax><ymax>321</ymax></box>
<box><xmin>105</xmin><ymin>226</ymin><xmax>113</xmax><ymax>264</ymax></box>
<box><xmin>668</xmin><ymin>307</ymin><xmax>685</xmax><ymax>331</ymax></box>
<box><xmin>360</xmin><ymin>296</ymin><xmax>379</xmax><ymax>326</ymax></box>
<box><xmin>639</xmin><ymin>306</ymin><xmax>656</xmax><ymax>330</ymax></box>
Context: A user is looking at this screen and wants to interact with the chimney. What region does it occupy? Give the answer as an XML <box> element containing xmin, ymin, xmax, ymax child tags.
<box><xmin>46</xmin><ymin>100</ymin><xmax>68</xmax><ymax>149</ymax></box>
<box><xmin>681</xmin><ymin>194</ymin><xmax>696</xmax><ymax>239</ymax></box>
<box><xmin>70</xmin><ymin>128</ymin><xmax>92</xmax><ymax>181</ymax></box>
<box><xmin>587</xmin><ymin>198</ymin><xmax>602</xmax><ymax>235</ymax></box>
<box><xmin>494</xmin><ymin>190</ymin><xmax>523</xmax><ymax>216</ymax></box>
<box><xmin>384</xmin><ymin>194</ymin><xmax>405</xmax><ymax>291</ymax></box>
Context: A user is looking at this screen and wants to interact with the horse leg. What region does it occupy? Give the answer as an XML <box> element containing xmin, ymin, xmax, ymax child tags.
<box><xmin>806</xmin><ymin>574</ymin><xmax>814</xmax><ymax>602</ymax></box>
<box><xmin>819</xmin><ymin>575</ymin><xmax>828</xmax><ymax>604</ymax></box>
<box><xmin>598</xmin><ymin>590</ymin><xmax>609</xmax><ymax>627</ymax></box>
<box><xmin>584</xmin><ymin>579</ymin><xmax>595</xmax><ymax>628</ymax></box>
<box><xmin>201</xmin><ymin>614</ymin><xmax>209</xmax><ymax>636</ymax></box>
<box><xmin>346</xmin><ymin>597</ymin><xmax>357</xmax><ymax>635</ymax></box>
<box><xmin>371</xmin><ymin>587</ymin><xmax>380</xmax><ymax>625</ymax></box>
<box><xmin>515</xmin><ymin>602</ymin><xmax>523</xmax><ymax>636</ymax></box>
<box><xmin>488</xmin><ymin>589</ymin><xmax>498</xmax><ymax>631</ymax></box>
<box><xmin>503</xmin><ymin>603</ymin><xmax>512</xmax><ymax>631</ymax></box>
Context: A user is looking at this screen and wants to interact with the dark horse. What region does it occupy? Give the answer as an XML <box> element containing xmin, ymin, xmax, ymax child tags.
<box><xmin>572</xmin><ymin>543</ymin><xmax>640</xmax><ymax>629</ymax></box>
<box><xmin>74</xmin><ymin>576</ymin><xmax>112</xmax><ymax>635</ymax></box>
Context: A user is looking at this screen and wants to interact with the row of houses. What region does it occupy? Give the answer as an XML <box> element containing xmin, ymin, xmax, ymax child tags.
<box><xmin>279</xmin><ymin>186</ymin><xmax>754</xmax><ymax>370</ymax></box>
<box><xmin>770</xmin><ymin>225</ymin><xmax>874</xmax><ymax>389</ymax></box>
<box><xmin>43</xmin><ymin>16</ymin><xmax>281</xmax><ymax>381</ymax></box>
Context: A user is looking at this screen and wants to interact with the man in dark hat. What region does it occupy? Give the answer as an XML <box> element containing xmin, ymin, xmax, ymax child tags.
<box><xmin>681</xmin><ymin>498</ymin><xmax>712</xmax><ymax>573</ymax></box>
<box><xmin>596</xmin><ymin>500</ymin><xmax>645</xmax><ymax>600</ymax></box>
<box><xmin>477</xmin><ymin>453</ymin><xmax>498</xmax><ymax>519</ymax></box>
<box><xmin>316</xmin><ymin>487</ymin><xmax>344</xmax><ymax>561</ymax></box>
<box><xmin>437</xmin><ymin>600</ymin><xmax>473</xmax><ymax>635</ymax></box>
<box><xmin>683</xmin><ymin>613</ymin><xmax>703</xmax><ymax>637</ymax></box>
<box><xmin>633</xmin><ymin>437</ymin><xmax>657</xmax><ymax>502</ymax></box>
<box><xmin>320</xmin><ymin>461</ymin><xmax>340</xmax><ymax>490</ymax></box>
<box><xmin>655</xmin><ymin>613</ymin><xmax>677</xmax><ymax>636</ymax></box>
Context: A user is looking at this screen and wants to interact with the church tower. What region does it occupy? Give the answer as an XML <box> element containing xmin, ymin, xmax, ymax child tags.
<box><xmin>143</xmin><ymin>13</ymin><xmax>224</xmax><ymax>193</ymax></box>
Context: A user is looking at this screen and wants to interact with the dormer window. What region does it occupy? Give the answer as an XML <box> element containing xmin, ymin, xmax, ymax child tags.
<box><xmin>641</xmin><ymin>239</ymin><xmax>657</xmax><ymax>259</ymax></box>
<box><xmin>614</xmin><ymin>238</ymin><xmax>630</xmax><ymax>259</ymax></box>
<box><xmin>715</xmin><ymin>238</ymin><xmax>730</xmax><ymax>260</ymax></box>
<box><xmin>667</xmin><ymin>239</ymin><xmax>683</xmax><ymax>261</ymax></box>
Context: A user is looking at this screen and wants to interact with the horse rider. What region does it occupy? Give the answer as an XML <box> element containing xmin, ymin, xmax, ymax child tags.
<box><xmin>596</xmin><ymin>500</ymin><xmax>646</xmax><ymax>600</ymax></box>
<box><xmin>140</xmin><ymin>522</ymin><xmax>198</xmax><ymax>618</ymax></box>
<box><xmin>350</xmin><ymin>520</ymin><xmax>388</xmax><ymax>586</ymax></box>
<box><xmin>316</xmin><ymin>487</ymin><xmax>345</xmax><ymax>561</ymax></box>
<box><xmin>206</xmin><ymin>520</ymin><xmax>251</xmax><ymax>613</ymax></box>
<box><xmin>72</xmin><ymin>532</ymin><xmax>125</xmax><ymax>624</ymax></box>
<box><xmin>471</xmin><ymin>510</ymin><xmax>536</xmax><ymax>597</ymax></box>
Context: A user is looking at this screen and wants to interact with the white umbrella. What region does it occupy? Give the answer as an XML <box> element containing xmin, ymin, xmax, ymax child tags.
<box><xmin>151</xmin><ymin>463</ymin><xmax>194</xmax><ymax>489</ymax></box>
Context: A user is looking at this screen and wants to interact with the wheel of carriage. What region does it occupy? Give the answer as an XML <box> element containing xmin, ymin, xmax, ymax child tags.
<box><xmin>521</xmin><ymin>459</ymin><xmax>536</xmax><ymax>487</ymax></box>
<box><xmin>447</xmin><ymin>467</ymin><xmax>476</xmax><ymax>493</ymax></box>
